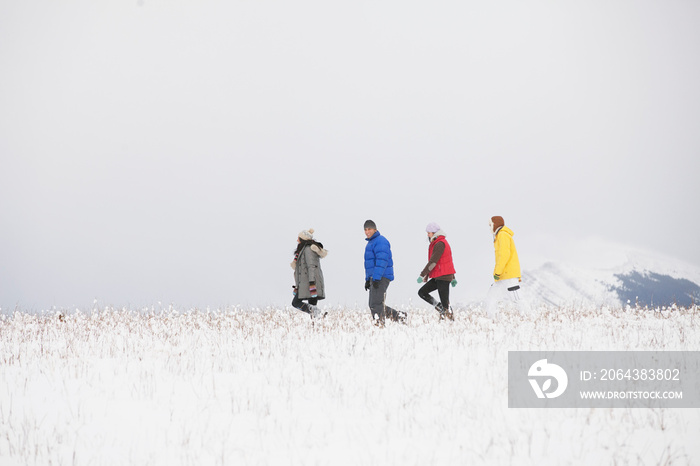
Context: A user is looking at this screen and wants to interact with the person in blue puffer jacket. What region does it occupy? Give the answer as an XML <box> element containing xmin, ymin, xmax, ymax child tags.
<box><xmin>363</xmin><ymin>219</ymin><xmax>407</xmax><ymax>326</ymax></box>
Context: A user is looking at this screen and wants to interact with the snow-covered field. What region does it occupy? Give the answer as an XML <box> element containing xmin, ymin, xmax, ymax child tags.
<box><xmin>1</xmin><ymin>305</ymin><xmax>698</xmax><ymax>465</ymax></box>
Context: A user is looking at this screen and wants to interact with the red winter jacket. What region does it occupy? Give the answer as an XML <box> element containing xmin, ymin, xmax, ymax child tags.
<box><xmin>427</xmin><ymin>236</ymin><xmax>456</xmax><ymax>279</ymax></box>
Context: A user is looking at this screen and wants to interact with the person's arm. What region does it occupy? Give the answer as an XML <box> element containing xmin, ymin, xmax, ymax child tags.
<box><xmin>420</xmin><ymin>241</ymin><xmax>445</xmax><ymax>278</ymax></box>
<box><xmin>364</xmin><ymin>244</ymin><xmax>373</xmax><ymax>282</ymax></box>
<box><xmin>304</xmin><ymin>247</ymin><xmax>319</xmax><ymax>285</ymax></box>
<box><xmin>372</xmin><ymin>241</ymin><xmax>390</xmax><ymax>281</ymax></box>
<box><xmin>493</xmin><ymin>233</ymin><xmax>510</xmax><ymax>278</ymax></box>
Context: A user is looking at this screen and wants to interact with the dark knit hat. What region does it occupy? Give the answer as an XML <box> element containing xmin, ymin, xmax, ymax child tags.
<box><xmin>363</xmin><ymin>219</ymin><xmax>377</xmax><ymax>230</ymax></box>
<box><xmin>490</xmin><ymin>216</ymin><xmax>505</xmax><ymax>232</ymax></box>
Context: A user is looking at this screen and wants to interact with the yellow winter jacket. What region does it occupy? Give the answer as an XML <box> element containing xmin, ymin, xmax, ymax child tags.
<box><xmin>493</xmin><ymin>226</ymin><xmax>521</xmax><ymax>280</ymax></box>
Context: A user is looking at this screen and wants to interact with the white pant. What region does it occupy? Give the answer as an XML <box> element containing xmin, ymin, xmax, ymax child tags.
<box><xmin>484</xmin><ymin>278</ymin><xmax>527</xmax><ymax>317</ymax></box>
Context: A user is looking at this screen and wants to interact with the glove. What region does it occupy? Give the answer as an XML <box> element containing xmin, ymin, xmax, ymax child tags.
<box><xmin>493</xmin><ymin>274</ymin><xmax>501</xmax><ymax>281</ymax></box>
<box><xmin>372</xmin><ymin>279</ymin><xmax>380</xmax><ymax>289</ymax></box>
<box><xmin>451</xmin><ymin>279</ymin><xmax>458</xmax><ymax>287</ymax></box>
<box><xmin>365</xmin><ymin>280</ymin><xmax>370</xmax><ymax>291</ymax></box>
<box><xmin>309</xmin><ymin>282</ymin><xmax>317</xmax><ymax>298</ymax></box>
<box><xmin>417</xmin><ymin>277</ymin><xmax>424</xmax><ymax>284</ymax></box>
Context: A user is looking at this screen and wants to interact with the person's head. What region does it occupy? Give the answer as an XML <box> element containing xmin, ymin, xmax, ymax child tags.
<box><xmin>363</xmin><ymin>219</ymin><xmax>377</xmax><ymax>239</ymax></box>
<box><xmin>426</xmin><ymin>222</ymin><xmax>441</xmax><ymax>240</ymax></box>
<box><xmin>489</xmin><ymin>216</ymin><xmax>505</xmax><ymax>233</ymax></box>
<box><xmin>298</xmin><ymin>228</ymin><xmax>314</xmax><ymax>242</ymax></box>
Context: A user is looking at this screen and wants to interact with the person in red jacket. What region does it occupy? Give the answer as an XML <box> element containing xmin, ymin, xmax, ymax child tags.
<box><xmin>417</xmin><ymin>222</ymin><xmax>457</xmax><ymax>320</ymax></box>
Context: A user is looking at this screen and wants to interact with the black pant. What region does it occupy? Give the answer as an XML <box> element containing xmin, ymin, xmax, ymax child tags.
<box><xmin>418</xmin><ymin>279</ymin><xmax>450</xmax><ymax>309</ymax></box>
<box><xmin>368</xmin><ymin>277</ymin><xmax>402</xmax><ymax>323</ymax></box>
<box><xmin>292</xmin><ymin>296</ymin><xmax>318</xmax><ymax>314</ymax></box>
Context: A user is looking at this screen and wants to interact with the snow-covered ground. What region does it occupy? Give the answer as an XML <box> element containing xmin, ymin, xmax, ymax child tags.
<box><xmin>1</xmin><ymin>304</ymin><xmax>698</xmax><ymax>465</ymax></box>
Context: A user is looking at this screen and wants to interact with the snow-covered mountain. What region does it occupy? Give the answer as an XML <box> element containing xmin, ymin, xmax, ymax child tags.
<box><xmin>523</xmin><ymin>240</ymin><xmax>700</xmax><ymax>308</ymax></box>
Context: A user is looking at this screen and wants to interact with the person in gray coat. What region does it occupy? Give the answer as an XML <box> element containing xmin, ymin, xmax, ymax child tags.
<box><xmin>291</xmin><ymin>228</ymin><xmax>328</xmax><ymax>318</ymax></box>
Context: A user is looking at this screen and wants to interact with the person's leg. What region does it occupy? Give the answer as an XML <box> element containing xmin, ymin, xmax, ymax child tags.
<box><xmin>418</xmin><ymin>279</ymin><xmax>439</xmax><ymax>306</ymax></box>
<box><xmin>436</xmin><ymin>280</ymin><xmax>450</xmax><ymax>309</ymax></box>
<box><xmin>379</xmin><ymin>278</ymin><xmax>405</xmax><ymax>323</ymax></box>
<box><xmin>504</xmin><ymin>278</ymin><xmax>529</xmax><ymax>314</ymax></box>
<box><xmin>292</xmin><ymin>296</ymin><xmax>312</xmax><ymax>315</ymax></box>
<box><xmin>506</xmin><ymin>280</ymin><xmax>520</xmax><ymax>304</ymax></box>
<box><xmin>436</xmin><ymin>280</ymin><xmax>453</xmax><ymax>320</ymax></box>
<box><xmin>368</xmin><ymin>280</ymin><xmax>386</xmax><ymax>324</ymax></box>
<box><xmin>484</xmin><ymin>281</ymin><xmax>506</xmax><ymax>318</ymax></box>
<box><xmin>512</xmin><ymin>282</ymin><xmax>531</xmax><ymax>314</ymax></box>
<box><xmin>306</xmin><ymin>297</ymin><xmax>323</xmax><ymax>318</ymax></box>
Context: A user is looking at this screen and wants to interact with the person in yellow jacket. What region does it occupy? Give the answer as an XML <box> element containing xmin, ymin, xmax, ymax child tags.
<box><xmin>485</xmin><ymin>216</ymin><xmax>526</xmax><ymax>317</ymax></box>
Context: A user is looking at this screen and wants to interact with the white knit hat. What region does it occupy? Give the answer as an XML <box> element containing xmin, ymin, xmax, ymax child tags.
<box><xmin>426</xmin><ymin>222</ymin><xmax>441</xmax><ymax>233</ymax></box>
<box><xmin>298</xmin><ymin>228</ymin><xmax>314</xmax><ymax>241</ymax></box>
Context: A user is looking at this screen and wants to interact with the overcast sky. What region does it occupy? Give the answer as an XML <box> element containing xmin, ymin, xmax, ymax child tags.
<box><xmin>2</xmin><ymin>0</ymin><xmax>699</xmax><ymax>311</ymax></box>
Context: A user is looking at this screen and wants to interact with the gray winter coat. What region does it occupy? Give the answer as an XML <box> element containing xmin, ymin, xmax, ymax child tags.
<box><xmin>291</xmin><ymin>244</ymin><xmax>328</xmax><ymax>300</ymax></box>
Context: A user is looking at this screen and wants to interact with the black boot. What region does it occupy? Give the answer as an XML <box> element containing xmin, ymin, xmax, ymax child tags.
<box><xmin>435</xmin><ymin>303</ymin><xmax>454</xmax><ymax>321</ymax></box>
<box><xmin>435</xmin><ymin>303</ymin><xmax>445</xmax><ymax>319</ymax></box>
<box><xmin>443</xmin><ymin>306</ymin><xmax>454</xmax><ymax>321</ymax></box>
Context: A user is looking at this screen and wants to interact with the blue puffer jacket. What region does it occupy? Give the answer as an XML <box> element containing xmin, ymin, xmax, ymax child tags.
<box><xmin>365</xmin><ymin>231</ymin><xmax>394</xmax><ymax>281</ymax></box>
